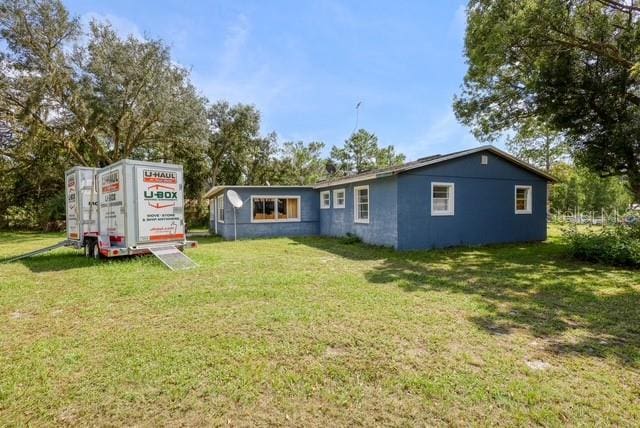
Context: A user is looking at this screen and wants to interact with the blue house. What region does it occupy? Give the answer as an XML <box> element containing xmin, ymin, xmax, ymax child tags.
<box><xmin>205</xmin><ymin>145</ymin><xmax>556</xmax><ymax>250</ymax></box>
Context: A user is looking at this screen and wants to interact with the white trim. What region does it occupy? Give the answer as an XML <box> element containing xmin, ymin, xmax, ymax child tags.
<box><xmin>217</xmin><ymin>194</ymin><xmax>225</xmax><ymax>223</ymax></box>
<box><xmin>431</xmin><ymin>182</ymin><xmax>455</xmax><ymax>216</ymax></box>
<box><xmin>333</xmin><ymin>188</ymin><xmax>346</xmax><ymax>208</ymax></box>
<box><xmin>515</xmin><ymin>185</ymin><xmax>532</xmax><ymax>214</ymax></box>
<box><xmin>250</xmin><ymin>195</ymin><xmax>302</xmax><ymax>223</ymax></box>
<box><xmin>320</xmin><ymin>190</ymin><xmax>331</xmax><ymax>209</ymax></box>
<box><xmin>353</xmin><ymin>185</ymin><xmax>370</xmax><ymax>224</ymax></box>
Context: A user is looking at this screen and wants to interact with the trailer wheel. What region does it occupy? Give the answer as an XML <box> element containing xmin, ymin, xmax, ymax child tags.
<box><xmin>83</xmin><ymin>243</ymin><xmax>89</xmax><ymax>257</ymax></box>
<box><xmin>93</xmin><ymin>242</ymin><xmax>101</xmax><ymax>260</ymax></box>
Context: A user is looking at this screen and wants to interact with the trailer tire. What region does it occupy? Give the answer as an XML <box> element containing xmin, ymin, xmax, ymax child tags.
<box><xmin>83</xmin><ymin>243</ymin><xmax>90</xmax><ymax>257</ymax></box>
<box><xmin>93</xmin><ymin>242</ymin><xmax>101</xmax><ymax>260</ymax></box>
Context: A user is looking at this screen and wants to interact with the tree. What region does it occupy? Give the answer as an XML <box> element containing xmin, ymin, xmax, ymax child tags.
<box><xmin>0</xmin><ymin>0</ymin><xmax>208</xmax><ymax>227</ymax></box>
<box><xmin>549</xmin><ymin>163</ymin><xmax>632</xmax><ymax>213</ymax></box>
<box><xmin>454</xmin><ymin>0</ymin><xmax>640</xmax><ymax>201</ymax></box>
<box><xmin>275</xmin><ymin>141</ymin><xmax>327</xmax><ymax>185</ymax></box>
<box><xmin>204</xmin><ymin>101</ymin><xmax>261</xmax><ymax>186</ymax></box>
<box><xmin>505</xmin><ymin>119</ymin><xmax>568</xmax><ymax>172</ymax></box>
<box><xmin>330</xmin><ymin>129</ymin><xmax>405</xmax><ymax>174</ymax></box>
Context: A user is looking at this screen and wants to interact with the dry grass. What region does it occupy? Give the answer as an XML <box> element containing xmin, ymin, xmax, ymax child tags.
<box><xmin>0</xmin><ymin>227</ymin><xmax>639</xmax><ymax>426</ymax></box>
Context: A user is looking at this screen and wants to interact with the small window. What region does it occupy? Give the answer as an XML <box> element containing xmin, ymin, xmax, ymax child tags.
<box><xmin>217</xmin><ymin>194</ymin><xmax>224</xmax><ymax>223</ymax></box>
<box><xmin>333</xmin><ymin>188</ymin><xmax>345</xmax><ymax>208</ymax></box>
<box><xmin>515</xmin><ymin>185</ymin><xmax>532</xmax><ymax>214</ymax></box>
<box><xmin>252</xmin><ymin>196</ymin><xmax>300</xmax><ymax>222</ymax></box>
<box><xmin>481</xmin><ymin>155</ymin><xmax>488</xmax><ymax>165</ymax></box>
<box><xmin>320</xmin><ymin>190</ymin><xmax>330</xmax><ymax>209</ymax></box>
<box><xmin>431</xmin><ymin>182</ymin><xmax>454</xmax><ymax>216</ymax></box>
<box><xmin>354</xmin><ymin>185</ymin><xmax>369</xmax><ymax>223</ymax></box>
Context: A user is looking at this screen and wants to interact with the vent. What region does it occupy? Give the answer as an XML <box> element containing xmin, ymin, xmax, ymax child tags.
<box><xmin>481</xmin><ymin>155</ymin><xmax>488</xmax><ymax>165</ymax></box>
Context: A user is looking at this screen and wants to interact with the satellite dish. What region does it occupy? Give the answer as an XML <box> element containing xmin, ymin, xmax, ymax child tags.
<box><xmin>227</xmin><ymin>190</ymin><xmax>243</xmax><ymax>208</ymax></box>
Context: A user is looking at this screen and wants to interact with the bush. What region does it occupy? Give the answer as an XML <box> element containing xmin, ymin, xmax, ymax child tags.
<box><xmin>564</xmin><ymin>224</ymin><xmax>640</xmax><ymax>268</ymax></box>
<box><xmin>338</xmin><ymin>233</ymin><xmax>362</xmax><ymax>245</ymax></box>
<box><xmin>2</xmin><ymin>205</ymin><xmax>40</xmax><ymax>230</ymax></box>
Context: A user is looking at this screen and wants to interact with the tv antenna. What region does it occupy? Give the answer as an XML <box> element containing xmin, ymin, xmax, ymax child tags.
<box><xmin>352</xmin><ymin>101</ymin><xmax>362</xmax><ymax>134</ymax></box>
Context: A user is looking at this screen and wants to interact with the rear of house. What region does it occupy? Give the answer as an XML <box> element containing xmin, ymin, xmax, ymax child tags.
<box><xmin>205</xmin><ymin>146</ymin><xmax>555</xmax><ymax>250</ymax></box>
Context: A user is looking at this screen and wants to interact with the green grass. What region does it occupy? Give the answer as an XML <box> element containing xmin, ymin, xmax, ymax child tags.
<box><xmin>1</xmin><ymin>227</ymin><xmax>639</xmax><ymax>426</ymax></box>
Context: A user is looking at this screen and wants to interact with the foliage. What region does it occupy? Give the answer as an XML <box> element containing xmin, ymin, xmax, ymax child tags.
<box><xmin>0</xmin><ymin>0</ymin><xmax>208</xmax><ymax>224</ymax></box>
<box><xmin>338</xmin><ymin>232</ymin><xmax>362</xmax><ymax>245</ymax></box>
<box><xmin>505</xmin><ymin>119</ymin><xmax>568</xmax><ymax>171</ymax></box>
<box><xmin>274</xmin><ymin>141</ymin><xmax>327</xmax><ymax>185</ymax></box>
<box><xmin>564</xmin><ymin>224</ymin><xmax>640</xmax><ymax>268</ymax></box>
<box><xmin>1</xmin><ymin>204</ymin><xmax>39</xmax><ymax>229</ymax></box>
<box><xmin>455</xmin><ymin>0</ymin><xmax>640</xmax><ymax>201</ymax></box>
<box><xmin>330</xmin><ymin>129</ymin><xmax>405</xmax><ymax>174</ymax></box>
<box><xmin>550</xmin><ymin>163</ymin><xmax>633</xmax><ymax>213</ymax></box>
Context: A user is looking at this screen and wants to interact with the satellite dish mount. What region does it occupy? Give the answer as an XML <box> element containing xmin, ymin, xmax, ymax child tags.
<box><xmin>226</xmin><ymin>190</ymin><xmax>243</xmax><ymax>241</ymax></box>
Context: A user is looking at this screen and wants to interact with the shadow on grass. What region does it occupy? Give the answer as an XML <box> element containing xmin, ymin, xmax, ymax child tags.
<box><xmin>292</xmin><ymin>236</ymin><xmax>640</xmax><ymax>366</ymax></box>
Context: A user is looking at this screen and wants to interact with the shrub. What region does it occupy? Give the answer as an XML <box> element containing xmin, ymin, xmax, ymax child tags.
<box><xmin>338</xmin><ymin>233</ymin><xmax>362</xmax><ymax>245</ymax></box>
<box><xmin>564</xmin><ymin>224</ymin><xmax>640</xmax><ymax>268</ymax></box>
<box><xmin>3</xmin><ymin>205</ymin><xmax>40</xmax><ymax>230</ymax></box>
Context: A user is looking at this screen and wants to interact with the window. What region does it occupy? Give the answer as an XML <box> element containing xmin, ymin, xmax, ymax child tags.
<box><xmin>333</xmin><ymin>188</ymin><xmax>345</xmax><ymax>208</ymax></box>
<box><xmin>515</xmin><ymin>185</ymin><xmax>532</xmax><ymax>214</ymax></box>
<box><xmin>320</xmin><ymin>191</ymin><xmax>330</xmax><ymax>209</ymax></box>
<box><xmin>252</xmin><ymin>196</ymin><xmax>300</xmax><ymax>222</ymax></box>
<box><xmin>354</xmin><ymin>185</ymin><xmax>369</xmax><ymax>223</ymax></box>
<box><xmin>481</xmin><ymin>155</ymin><xmax>488</xmax><ymax>165</ymax></box>
<box><xmin>431</xmin><ymin>182</ymin><xmax>454</xmax><ymax>216</ymax></box>
<box><xmin>217</xmin><ymin>194</ymin><xmax>224</xmax><ymax>223</ymax></box>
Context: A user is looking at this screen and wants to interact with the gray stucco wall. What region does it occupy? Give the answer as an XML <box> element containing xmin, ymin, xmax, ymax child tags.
<box><xmin>209</xmin><ymin>187</ymin><xmax>319</xmax><ymax>240</ymax></box>
<box><xmin>319</xmin><ymin>176</ymin><xmax>398</xmax><ymax>248</ymax></box>
<box><xmin>396</xmin><ymin>151</ymin><xmax>548</xmax><ymax>250</ymax></box>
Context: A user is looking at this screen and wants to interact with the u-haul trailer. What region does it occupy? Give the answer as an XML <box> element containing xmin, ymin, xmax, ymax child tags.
<box><xmin>63</xmin><ymin>160</ymin><xmax>196</xmax><ymax>260</ymax></box>
<box><xmin>64</xmin><ymin>166</ymin><xmax>99</xmax><ymax>254</ymax></box>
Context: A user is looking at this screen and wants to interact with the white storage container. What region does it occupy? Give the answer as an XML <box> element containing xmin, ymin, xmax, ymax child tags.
<box><xmin>64</xmin><ymin>166</ymin><xmax>99</xmax><ymax>245</ymax></box>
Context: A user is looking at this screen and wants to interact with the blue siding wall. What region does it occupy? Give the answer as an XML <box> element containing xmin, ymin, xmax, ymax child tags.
<box><xmin>396</xmin><ymin>151</ymin><xmax>548</xmax><ymax>250</ymax></box>
<box><xmin>319</xmin><ymin>176</ymin><xmax>398</xmax><ymax>248</ymax></box>
<box><xmin>209</xmin><ymin>187</ymin><xmax>319</xmax><ymax>240</ymax></box>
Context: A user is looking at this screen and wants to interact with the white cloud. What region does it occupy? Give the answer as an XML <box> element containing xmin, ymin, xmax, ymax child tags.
<box><xmin>402</xmin><ymin>110</ymin><xmax>478</xmax><ymax>159</ymax></box>
<box><xmin>193</xmin><ymin>14</ymin><xmax>294</xmax><ymax>114</ymax></box>
<box><xmin>81</xmin><ymin>12</ymin><xmax>144</xmax><ymax>40</ymax></box>
<box><xmin>448</xmin><ymin>4</ymin><xmax>467</xmax><ymax>41</ymax></box>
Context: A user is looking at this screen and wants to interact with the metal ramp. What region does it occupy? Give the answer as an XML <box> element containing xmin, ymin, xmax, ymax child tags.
<box><xmin>149</xmin><ymin>246</ymin><xmax>198</xmax><ymax>271</ymax></box>
<box><xmin>2</xmin><ymin>240</ymin><xmax>71</xmax><ymax>264</ymax></box>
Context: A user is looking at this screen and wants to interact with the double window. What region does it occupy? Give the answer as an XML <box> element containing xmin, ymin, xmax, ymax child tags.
<box><xmin>431</xmin><ymin>182</ymin><xmax>455</xmax><ymax>216</ymax></box>
<box><xmin>252</xmin><ymin>196</ymin><xmax>300</xmax><ymax>222</ymax></box>
<box><xmin>354</xmin><ymin>185</ymin><xmax>370</xmax><ymax>223</ymax></box>
<box><xmin>217</xmin><ymin>194</ymin><xmax>224</xmax><ymax>223</ymax></box>
<box><xmin>334</xmin><ymin>189</ymin><xmax>345</xmax><ymax>208</ymax></box>
<box><xmin>515</xmin><ymin>185</ymin><xmax>532</xmax><ymax>214</ymax></box>
<box><xmin>320</xmin><ymin>191</ymin><xmax>330</xmax><ymax>209</ymax></box>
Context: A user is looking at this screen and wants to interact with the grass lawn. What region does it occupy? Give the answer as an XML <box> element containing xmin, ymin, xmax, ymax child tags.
<box><xmin>1</xmin><ymin>227</ymin><xmax>639</xmax><ymax>426</ymax></box>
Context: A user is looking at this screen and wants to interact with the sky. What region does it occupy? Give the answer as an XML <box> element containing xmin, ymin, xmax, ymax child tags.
<box><xmin>65</xmin><ymin>0</ymin><xmax>483</xmax><ymax>160</ymax></box>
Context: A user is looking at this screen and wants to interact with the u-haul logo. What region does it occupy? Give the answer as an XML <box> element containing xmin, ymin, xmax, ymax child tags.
<box><xmin>101</xmin><ymin>170</ymin><xmax>120</xmax><ymax>193</ymax></box>
<box><xmin>143</xmin><ymin>170</ymin><xmax>177</xmax><ymax>184</ymax></box>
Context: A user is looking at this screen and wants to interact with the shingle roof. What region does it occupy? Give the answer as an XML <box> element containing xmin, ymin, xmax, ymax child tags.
<box><xmin>313</xmin><ymin>145</ymin><xmax>557</xmax><ymax>189</ymax></box>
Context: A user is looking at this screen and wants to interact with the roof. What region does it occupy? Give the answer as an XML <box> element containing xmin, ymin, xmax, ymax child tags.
<box><xmin>313</xmin><ymin>145</ymin><xmax>557</xmax><ymax>189</ymax></box>
<box><xmin>204</xmin><ymin>185</ymin><xmax>314</xmax><ymax>199</ymax></box>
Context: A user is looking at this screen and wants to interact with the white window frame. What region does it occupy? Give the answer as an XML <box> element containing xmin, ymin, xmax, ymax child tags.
<box><xmin>320</xmin><ymin>190</ymin><xmax>331</xmax><ymax>209</ymax></box>
<box><xmin>217</xmin><ymin>194</ymin><xmax>225</xmax><ymax>223</ymax></box>
<box><xmin>353</xmin><ymin>185</ymin><xmax>370</xmax><ymax>224</ymax></box>
<box><xmin>431</xmin><ymin>182</ymin><xmax>455</xmax><ymax>216</ymax></box>
<box><xmin>514</xmin><ymin>185</ymin><xmax>532</xmax><ymax>214</ymax></box>
<box><xmin>250</xmin><ymin>195</ymin><xmax>302</xmax><ymax>223</ymax></box>
<box><xmin>333</xmin><ymin>188</ymin><xmax>346</xmax><ymax>209</ymax></box>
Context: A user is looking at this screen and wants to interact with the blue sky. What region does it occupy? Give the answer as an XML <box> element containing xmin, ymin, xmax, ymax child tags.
<box><xmin>65</xmin><ymin>0</ymin><xmax>481</xmax><ymax>160</ymax></box>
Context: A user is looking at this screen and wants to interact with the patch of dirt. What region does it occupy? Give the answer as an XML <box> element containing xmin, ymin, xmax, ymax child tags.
<box><xmin>525</xmin><ymin>359</ymin><xmax>552</xmax><ymax>371</ymax></box>
<box><xmin>9</xmin><ymin>311</ymin><xmax>31</xmax><ymax>320</ymax></box>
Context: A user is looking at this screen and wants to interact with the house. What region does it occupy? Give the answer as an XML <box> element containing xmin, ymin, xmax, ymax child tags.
<box><xmin>204</xmin><ymin>145</ymin><xmax>556</xmax><ymax>250</ymax></box>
